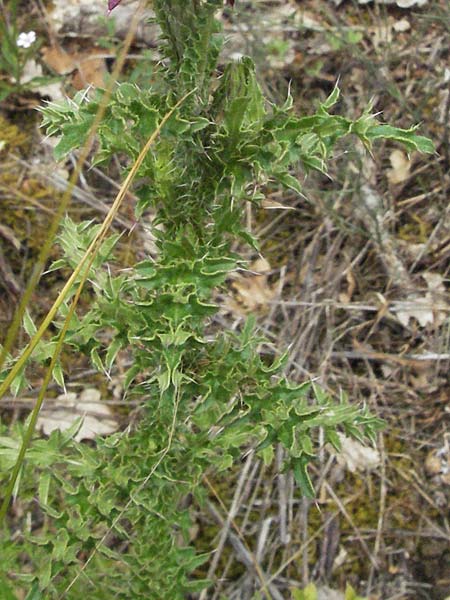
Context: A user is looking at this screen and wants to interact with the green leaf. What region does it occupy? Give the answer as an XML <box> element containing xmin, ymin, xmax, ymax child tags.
<box><xmin>105</xmin><ymin>337</ymin><xmax>123</xmax><ymax>369</ymax></box>
<box><xmin>325</xmin><ymin>428</ymin><xmax>342</xmax><ymax>452</ymax></box>
<box><xmin>52</xmin><ymin>529</ymin><xmax>70</xmax><ymax>561</ymax></box>
<box><xmin>38</xmin><ymin>472</ymin><xmax>51</xmax><ymax>506</ymax></box>
<box><xmin>291</xmin><ymin>583</ymin><xmax>318</xmax><ymax>600</ymax></box>
<box><xmin>54</xmin><ymin>117</ymin><xmax>94</xmax><ymax>160</ymax></box>
<box><xmin>321</xmin><ymin>84</ymin><xmax>340</xmax><ymax>110</ymax></box>
<box><xmin>0</xmin><ymin>574</ymin><xmax>18</xmax><ymax>600</ymax></box>
<box><xmin>365</xmin><ymin>124</ymin><xmax>435</xmax><ymax>153</ymax></box>
<box><xmin>23</xmin><ymin>310</ymin><xmax>37</xmax><ymax>338</ymax></box>
<box><xmin>24</xmin><ymin>582</ymin><xmax>43</xmax><ymax>600</ymax></box>
<box><xmin>293</xmin><ymin>457</ymin><xmax>315</xmax><ymax>499</ymax></box>
<box><xmin>274</xmin><ymin>172</ymin><xmax>303</xmax><ymax>195</ymax></box>
<box><xmin>90</xmin><ymin>348</ymin><xmax>104</xmax><ymax>373</ymax></box>
<box><xmin>215</xmin><ymin>453</ymin><xmax>234</xmax><ymax>471</ymax></box>
<box><xmin>185</xmin><ymin>578</ymin><xmax>212</xmax><ymax>592</ymax></box>
<box><xmin>345</xmin><ymin>584</ymin><xmax>366</xmax><ymax>600</ymax></box>
<box><xmin>52</xmin><ymin>361</ymin><xmax>65</xmax><ymax>389</ymax></box>
<box><xmin>258</xmin><ymin>444</ymin><xmax>274</xmax><ymax>467</ymax></box>
<box><xmin>10</xmin><ymin>369</ymin><xmax>27</xmax><ymax>397</ymax></box>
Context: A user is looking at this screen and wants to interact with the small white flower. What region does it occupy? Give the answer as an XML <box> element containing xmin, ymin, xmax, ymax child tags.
<box><xmin>17</xmin><ymin>31</ymin><xmax>36</xmax><ymax>49</ymax></box>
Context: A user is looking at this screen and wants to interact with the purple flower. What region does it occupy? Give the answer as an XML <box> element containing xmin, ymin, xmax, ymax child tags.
<box><xmin>108</xmin><ymin>0</ymin><xmax>123</xmax><ymax>12</ymax></box>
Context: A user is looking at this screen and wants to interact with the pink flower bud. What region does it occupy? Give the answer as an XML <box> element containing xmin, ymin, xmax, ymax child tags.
<box><xmin>108</xmin><ymin>0</ymin><xmax>122</xmax><ymax>12</ymax></box>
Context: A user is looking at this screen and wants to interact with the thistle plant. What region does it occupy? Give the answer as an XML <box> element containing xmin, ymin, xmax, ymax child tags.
<box><xmin>0</xmin><ymin>1</ymin><xmax>433</xmax><ymax>598</ymax></box>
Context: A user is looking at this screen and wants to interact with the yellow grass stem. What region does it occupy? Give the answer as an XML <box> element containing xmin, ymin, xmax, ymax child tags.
<box><xmin>0</xmin><ymin>256</ymin><xmax>96</xmax><ymax>524</ymax></box>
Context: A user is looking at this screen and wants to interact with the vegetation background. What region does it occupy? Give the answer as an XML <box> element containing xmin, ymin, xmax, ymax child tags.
<box><xmin>0</xmin><ymin>0</ymin><xmax>448</xmax><ymax>598</ymax></box>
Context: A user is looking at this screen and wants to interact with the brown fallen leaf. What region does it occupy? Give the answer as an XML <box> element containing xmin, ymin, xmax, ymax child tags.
<box><xmin>41</xmin><ymin>44</ymin><xmax>107</xmax><ymax>89</ymax></box>
<box><xmin>332</xmin><ymin>433</ymin><xmax>380</xmax><ymax>473</ymax></box>
<box><xmin>387</xmin><ymin>149</ymin><xmax>412</xmax><ymax>184</ymax></box>
<box><xmin>37</xmin><ymin>388</ymin><xmax>118</xmax><ymax>441</ymax></box>
<box><xmin>41</xmin><ymin>44</ymin><xmax>77</xmax><ymax>75</ymax></box>
<box><xmin>338</xmin><ymin>268</ymin><xmax>356</xmax><ymax>303</ymax></box>
<box><xmin>396</xmin><ymin>272</ymin><xmax>449</xmax><ymax>329</ymax></box>
<box><xmin>227</xmin><ymin>257</ymin><xmax>277</xmax><ymax>315</ymax></box>
<box><xmin>72</xmin><ymin>50</ymin><xmax>108</xmax><ymax>89</ymax></box>
<box><xmin>425</xmin><ymin>451</ymin><xmax>443</xmax><ymax>477</ymax></box>
<box><xmin>393</xmin><ymin>18</ymin><xmax>411</xmax><ymax>32</ymax></box>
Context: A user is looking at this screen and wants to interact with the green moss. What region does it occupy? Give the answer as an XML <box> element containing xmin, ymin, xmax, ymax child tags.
<box><xmin>0</xmin><ymin>115</ymin><xmax>28</xmax><ymax>152</ymax></box>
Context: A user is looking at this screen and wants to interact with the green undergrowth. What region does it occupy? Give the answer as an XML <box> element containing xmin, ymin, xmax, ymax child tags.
<box><xmin>0</xmin><ymin>1</ymin><xmax>434</xmax><ymax>598</ymax></box>
<box><xmin>291</xmin><ymin>582</ymin><xmax>366</xmax><ymax>600</ymax></box>
<box><xmin>0</xmin><ymin>114</ymin><xmax>28</xmax><ymax>150</ymax></box>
